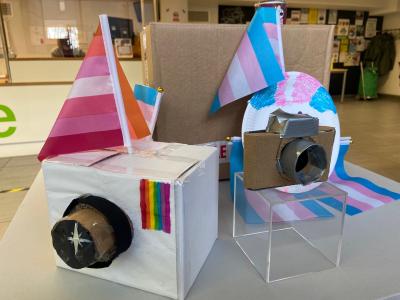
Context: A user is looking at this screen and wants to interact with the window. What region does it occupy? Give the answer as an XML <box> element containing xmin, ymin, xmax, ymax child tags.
<box><xmin>46</xmin><ymin>26</ymin><xmax>79</xmax><ymax>49</ymax></box>
<box><xmin>0</xmin><ymin>0</ymin><xmax>144</xmax><ymax>58</ymax></box>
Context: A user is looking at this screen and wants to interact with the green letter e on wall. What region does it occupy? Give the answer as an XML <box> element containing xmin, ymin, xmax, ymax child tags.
<box><xmin>0</xmin><ymin>104</ymin><xmax>16</xmax><ymax>138</ymax></box>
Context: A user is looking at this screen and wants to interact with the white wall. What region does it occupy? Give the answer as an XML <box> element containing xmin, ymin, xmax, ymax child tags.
<box><xmin>378</xmin><ymin>12</ymin><xmax>400</xmax><ymax>96</ymax></box>
<box><xmin>286</xmin><ymin>0</ymin><xmax>389</xmax><ymax>11</ymax></box>
<box><xmin>160</xmin><ymin>0</ymin><xmax>188</xmax><ymax>22</ymax></box>
<box><xmin>0</xmin><ymin>84</ymin><xmax>70</xmax><ymax>157</ymax></box>
<box><xmin>9</xmin><ymin>59</ymin><xmax>142</xmax><ymax>83</ymax></box>
<box><xmin>370</xmin><ymin>0</ymin><xmax>400</xmax><ymax>15</ymax></box>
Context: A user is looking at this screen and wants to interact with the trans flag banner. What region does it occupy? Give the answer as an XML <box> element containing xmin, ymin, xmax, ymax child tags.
<box><xmin>210</xmin><ymin>7</ymin><xmax>285</xmax><ymax>113</ymax></box>
<box><xmin>134</xmin><ymin>84</ymin><xmax>163</xmax><ymax>135</ymax></box>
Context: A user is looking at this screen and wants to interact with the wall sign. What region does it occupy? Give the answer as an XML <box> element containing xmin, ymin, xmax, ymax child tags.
<box><xmin>0</xmin><ymin>104</ymin><xmax>16</xmax><ymax>138</ymax></box>
<box><xmin>0</xmin><ymin>84</ymin><xmax>69</xmax><ymax>157</ymax></box>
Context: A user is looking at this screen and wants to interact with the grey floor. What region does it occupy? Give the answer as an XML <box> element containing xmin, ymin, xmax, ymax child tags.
<box><xmin>0</xmin><ymin>155</ymin><xmax>41</xmax><ymax>238</ymax></box>
<box><xmin>0</xmin><ymin>95</ymin><xmax>399</xmax><ymax>240</ymax></box>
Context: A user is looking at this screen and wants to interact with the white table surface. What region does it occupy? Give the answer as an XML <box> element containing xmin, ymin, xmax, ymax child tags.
<box><xmin>1</xmin><ymin>163</ymin><xmax>400</xmax><ymax>300</ymax></box>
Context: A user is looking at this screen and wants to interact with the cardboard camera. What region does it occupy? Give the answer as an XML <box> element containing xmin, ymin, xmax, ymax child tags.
<box><xmin>244</xmin><ymin>109</ymin><xmax>335</xmax><ymax>190</ymax></box>
<box><xmin>43</xmin><ymin>143</ymin><xmax>219</xmax><ymax>299</ymax></box>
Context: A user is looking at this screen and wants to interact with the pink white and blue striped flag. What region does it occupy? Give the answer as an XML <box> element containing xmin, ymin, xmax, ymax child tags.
<box><xmin>325</xmin><ymin>139</ymin><xmax>400</xmax><ymax>216</ymax></box>
<box><xmin>232</xmin><ymin>137</ymin><xmax>400</xmax><ymax>223</ymax></box>
<box><xmin>134</xmin><ymin>84</ymin><xmax>163</xmax><ymax>135</ymax></box>
<box><xmin>210</xmin><ymin>7</ymin><xmax>285</xmax><ymax>113</ymax></box>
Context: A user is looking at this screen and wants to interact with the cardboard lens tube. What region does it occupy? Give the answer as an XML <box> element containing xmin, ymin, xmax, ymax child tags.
<box><xmin>51</xmin><ymin>194</ymin><xmax>133</xmax><ymax>269</ymax></box>
<box><xmin>244</xmin><ymin>126</ymin><xmax>335</xmax><ymax>190</ymax></box>
<box><xmin>243</xmin><ymin>110</ymin><xmax>335</xmax><ymax>190</ymax></box>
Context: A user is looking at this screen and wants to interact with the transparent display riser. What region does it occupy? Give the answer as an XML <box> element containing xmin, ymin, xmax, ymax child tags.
<box><xmin>233</xmin><ymin>172</ymin><xmax>347</xmax><ymax>283</ymax></box>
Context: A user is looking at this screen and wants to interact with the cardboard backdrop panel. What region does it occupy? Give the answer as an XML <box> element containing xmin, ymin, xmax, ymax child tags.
<box><xmin>144</xmin><ymin>23</ymin><xmax>334</xmax><ymax>178</ymax></box>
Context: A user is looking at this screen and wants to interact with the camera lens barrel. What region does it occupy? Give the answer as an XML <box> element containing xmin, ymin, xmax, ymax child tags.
<box><xmin>51</xmin><ymin>195</ymin><xmax>133</xmax><ymax>269</ymax></box>
<box><xmin>279</xmin><ymin>139</ymin><xmax>328</xmax><ymax>185</ymax></box>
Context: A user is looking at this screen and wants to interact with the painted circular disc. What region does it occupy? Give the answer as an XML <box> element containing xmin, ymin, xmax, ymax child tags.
<box><xmin>52</xmin><ymin>220</ymin><xmax>96</xmax><ymax>269</ymax></box>
<box><xmin>242</xmin><ymin>71</ymin><xmax>340</xmax><ymax>193</ymax></box>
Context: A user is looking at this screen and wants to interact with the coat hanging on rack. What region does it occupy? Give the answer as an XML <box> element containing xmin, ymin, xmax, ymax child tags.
<box><xmin>364</xmin><ymin>32</ymin><xmax>396</xmax><ymax>76</ymax></box>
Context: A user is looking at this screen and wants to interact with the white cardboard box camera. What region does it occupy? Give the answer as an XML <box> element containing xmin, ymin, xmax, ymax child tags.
<box><xmin>42</xmin><ymin>143</ymin><xmax>219</xmax><ymax>299</ymax></box>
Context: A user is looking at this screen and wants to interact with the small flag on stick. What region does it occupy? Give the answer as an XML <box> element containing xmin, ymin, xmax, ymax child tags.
<box><xmin>134</xmin><ymin>84</ymin><xmax>163</xmax><ymax>136</ymax></box>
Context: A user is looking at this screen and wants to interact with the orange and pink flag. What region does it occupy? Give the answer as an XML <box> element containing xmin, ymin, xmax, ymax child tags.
<box><xmin>38</xmin><ymin>15</ymin><xmax>150</xmax><ymax>161</ymax></box>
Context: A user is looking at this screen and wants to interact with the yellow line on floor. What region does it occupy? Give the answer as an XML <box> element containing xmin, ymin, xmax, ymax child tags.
<box><xmin>0</xmin><ymin>187</ymin><xmax>29</xmax><ymax>194</ymax></box>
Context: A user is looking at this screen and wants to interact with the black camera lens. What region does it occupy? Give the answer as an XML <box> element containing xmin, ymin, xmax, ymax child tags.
<box><xmin>51</xmin><ymin>195</ymin><xmax>133</xmax><ymax>269</ymax></box>
<box><xmin>279</xmin><ymin>139</ymin><xmax>327</xmax><ymax>185</ymax></box>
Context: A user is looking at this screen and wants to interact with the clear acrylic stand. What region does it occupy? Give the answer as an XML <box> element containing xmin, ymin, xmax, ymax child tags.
<box><xmin>233</xmin><ymin>172</ymin><xmax>347</xmax><ymax>283</ymax></box>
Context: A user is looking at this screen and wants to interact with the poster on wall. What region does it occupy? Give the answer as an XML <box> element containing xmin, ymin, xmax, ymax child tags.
<box><xmin>356</xmin><ymin>25</ymin><xmax>365</xmax><ymax>36</ymax></box>
<box><xmin>290</xmin><ymin>10</ymin><xmax>301</xmax><ymax>24</ymax></box>
<box><xmin>332</xmin><ymin>53</ymin><xmax>339</xmax><ymax>63</ymax></box>
<box><xmin>349</xmin><ymin>39</ymin><xmax>357</xmax><ymax>53</ymax></box>
<box><xmin>356</xmin><ymin>36</ymin><xmax>366</xmax><ymax>51</ymax></box>
<box><xmin>356</xmin><ymin>11</ymin><xmax>364</xmax><ymax>26</ymax></box>
<box><xmin>343</xmin><ymin>54</ymin><xmax>352</xmax><ymax>66</ymax></box>
<box><xmin>348</xmin><ymin>25</ymin><xmax>357</xmax><ymax>39</ymax></box>
<box><xmin>115</xmin><ymin>38</ymin><xmax>133</xmax><ymax>58</ymax></box>
<box><xmin>328</xmin><ymin>10</ymin><xmax>338</xmax><ymax>25</ymax></box>
<box><xmin>340</xmin><ymin>38</ymin><xmax>349</xmax><ymax>51</ymax></box>
<box><xmin>365</xmin><ymin>18</ymin><xmax>377</xmax><ymax>38</ymax></box>
<box><xmin>355</xmin><ymin>11</ymin><xmax>364</xmax><ymax>26</ymax></box>
<box><xmin>300</xmin><ymin>8</ymin><xmax>309</xmax><ymax>24</ymax></box>
<box><xmin>339</xmin><ymin>51</ymin><xmax>348</xmax><ymax>63</ymax></box>
<box><xmin>332</xmin><ymin>39</ymin><xmax>340</xmax><ymax>63</ymax></box>
<box><xmin>308</xmin><ymin>8</ymin><xmax>318</xmax><ymax>24</ymax></box>
<box><xmin>317</xmin><ymin>9</ymin><xmax>326</xmax><ymax>24</ymax></box>
<box><xmin>332</xmin><ymin>39</ymin><xmax>340</xmax><ymax>55</ymax></box>
<box><xmin>337</xmin><ymin>19</ymin><xmax>350</xmax><ymax>36</ymax></box>
<box><xmin>344</xmin><ymin>52</ymin><xmax>361</xmax><ymax>66</ymax></box>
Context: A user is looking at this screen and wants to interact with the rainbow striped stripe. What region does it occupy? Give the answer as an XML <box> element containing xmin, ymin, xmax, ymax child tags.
<box><xmin>140</xmin><ymin>179</ymin><xmax>171</xmax><ymax>233</ymax></box>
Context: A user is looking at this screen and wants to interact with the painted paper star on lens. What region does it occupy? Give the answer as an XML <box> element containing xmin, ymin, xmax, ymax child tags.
<box><xmin>67</xmin><ymin>222</ymin><xmax>92</xmax><ymax>255</ymax></box>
